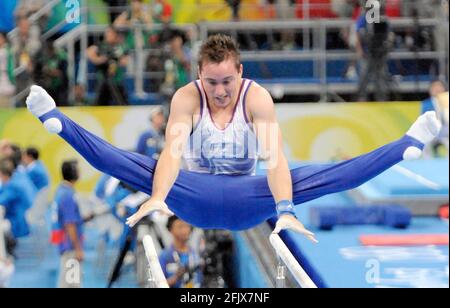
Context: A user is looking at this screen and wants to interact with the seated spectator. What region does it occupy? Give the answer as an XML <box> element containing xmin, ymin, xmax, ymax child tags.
<box><xmin>136</xmin><ymin>107</ymin><xmax>166</xmax><ymax>159</ymax></box>
<box><xmin>22</xmin><ymin>147</ymin><xmax>50</xmax><ymax>192</ymax></box>
<box><xmin>159</xmin><ymin>216</ymin><xmax>203</xmax><ymax>288</ymax></box>
<box><xmin>87</xmin><ymin>26</ymin><xmax>129</xmax><ymax>106</ymax></box>
<box><xmin>0</xmin><ymin>32</ymin><xmax>15</xmax><ymax>108</ymax></box>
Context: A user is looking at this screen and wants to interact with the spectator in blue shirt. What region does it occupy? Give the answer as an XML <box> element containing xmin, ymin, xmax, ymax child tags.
<box><xmin>22</xmin><ymin>147</ymin><xmax>50</xmax><ymax>192</ymax></box>
<box><xmin>7</xmin><ymin>144</ymin><xmax>36</xmax><ymax>209</ymax></box>
<box><xmin>51</xmin><ymin>160</ymin><xmax>84</xmax><ymax>288</ymax></box>
<box><xmin>159</xmin><ymin>216</ymin><xmax>203</xmax><ymax>288</ymax></box>
<box><xmin>136</xmin><ymin>107</ymin><xmax>166</xmax><ymax>159</ymax></box>
<box><xmin>0</xmin><ymin>158</ymin><xmax>30</xmax><ymax>239</ymax></box>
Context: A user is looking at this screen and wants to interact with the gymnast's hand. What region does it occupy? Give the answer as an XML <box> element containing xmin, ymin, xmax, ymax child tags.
<box><xmin>273</xmin><ymin>215</ymin><xmax>318</xmax><ymax>244</ymax></box>
<box><xmin>125</xmin><ymin>198</ymin><xmax>174</xmax><ymax>228</ymax></box>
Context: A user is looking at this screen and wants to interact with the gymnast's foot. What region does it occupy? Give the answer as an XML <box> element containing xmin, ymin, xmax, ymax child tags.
<box><xmin>126</xmin><ymin>198</ymin><xmax>174</xmax><ymax>228</ymax></box>
<box><xmin>26</xmin><ymin>85</ymin><xmax>62</xmax><ymax>133</ymax></box>
<box><xmin>403</xmin><ymin>111</ymin><xmax>442</xmax><ymax>160</ymax></box>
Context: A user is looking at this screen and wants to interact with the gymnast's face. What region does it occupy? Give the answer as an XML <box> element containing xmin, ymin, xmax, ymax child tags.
<box><xmin>199</xmin><ymin>58</ymin><xmax>243</xmax><ymax>109</ymax></box>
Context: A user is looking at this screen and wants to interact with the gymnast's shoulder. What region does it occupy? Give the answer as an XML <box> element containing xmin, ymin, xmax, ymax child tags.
<box><xmin>170</xmin><ymin>82</ymin><xmax>200</xmax><ymax>113</ymax></box>
<box><xmin>245</xmin><ymin>81</ymin><xmax>275</xmax><ymax>110</ymax></box>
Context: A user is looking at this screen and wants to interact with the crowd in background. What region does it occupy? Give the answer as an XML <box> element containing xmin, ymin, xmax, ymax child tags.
<box><xmin>0</xmin><ymin>0</ymin><xmax>448</xmax><ymax>107</ymax></box>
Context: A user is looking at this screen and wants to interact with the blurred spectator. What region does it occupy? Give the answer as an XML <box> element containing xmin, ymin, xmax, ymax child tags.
<box><xmin>159</xmin><ymin>216</ymin><xmax>203</xmax><ymax>288</ymax></box>
<box><xmin>114</xmin><ymin>0</ymin><xmax>152</xmax><ymax>50</ymax></box>
<box><xmin>87</xmin><ymin>26</ymin><xmax>129</xmax><ymax>106</ymax></box>
<box><xmin>0</xmin><ymin>257</ymin><xmax>14</xmax><ymax>288</ymax></box>
<box><xmin>14</xmin><ymin>0</ymin><xmax>50</xmax><ymax>31</ymax></box>
<box><xmin>114</xmin><ymin>0</ymin><xmax>152</xmax><ymax>28</ymax></box>
<box><xmin>421</xmin><ymin>80</ymin><xmax>448</xmax><ymax>157</ymax></box>
<box><xmin>0</xmin><ymin>140</ymin><xmax>13</xmax><ymax>158</ymax></box>
<box><xmin>331</xmin><ymin>0</ymin><xmax>358</xmax><ymax>18</ymax></box>
<box><xmin>404</xmin><ymin>8</ymin><xmax>434</xmax><ymax>52</ymax></box>
<box><xmin>402</xmin><ymin>0</ymin><xmax>442</xmax><ymax>18</ymax></box>
<box><xmin>51</xmin><ymin>160</ymin><xmax>84</xmax><ymax>288</ymax></box>
<box><xmin>0</xmin><ymin>158</ymin><xmax>31</xmax><ymax>240</ymax></box>
<box><xmin>136</xmin><ymin>106</ymin><xmax>166</xmax><ymax>159</ymax></box>
<box><xmin>72</xmin><ymin>84</ymin><xmax>90</xmax><ymax>106</ymax></box>
<box><xmin>421</xmin><ymin>80</ymin><xmax>447</xmax><ymax>114</ymax></box>
<box><xmin>341</xmin><ymin>1</ymin><xmax>362</xmax><ymax>79</ymax></box>
<box><xmin>0</xmin><ymin>32</ymin><xmax>15</xmax><ymax>108</ymax></box>
<box><xmin>265</xmin><ymin>0</ymin><xmax>296</xmax><ymax>20</ymax></box>
<box><xmin>104</xmin><ymin>0</ymin><xmax>128</xmax><ymax>24</ymax></box>
<box><xmin>165</xmin><ymin>30</ymin><xmax>191</xmax><ymax>92</ymax></box>
<box><xmin>0</xmin><ymin>143</ymin><xmax>32</xmax><ymax>204</ymax></box>
<box><xmin>225</xmin><ymin>0</ymin><xmax>241</xmax><ymax>21</ymax></box>
<box><xmin>34</xmin><ymin>42</ymin><xmax>69</xmax><ymax>106</ymax></box>
<box><xmin>151</xmin><ymin>0</ymin><xmax>173</xmax><ymax>24</ymax></box>
<box><xmin>22</xmin><ymin>147</ymin><xmax>50</xmax><ymax>192</ymax></box>
<box><xmin>279</xmin><ymin>30</ymin><xmax>299</xmax><ymax>51</ymax></box>
<box><xmin>6</xmin><ymin>144</ymin><xmax>37</xmax><ymax>205</ymax></box>
<box><xmin>10</xmin><ymin>16</ymin><xmax>41</xmax><ymax>106</ymax></box>
<box><xmin>355</xmin><ymin>10</ymin><xmax>394</xmax><ymax>101</ymax></box>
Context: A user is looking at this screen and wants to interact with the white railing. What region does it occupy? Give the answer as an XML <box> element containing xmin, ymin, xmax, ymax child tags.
<box><xmin>269</xmin><ymin>234</ymin><xmax>317</xmax><ymax>288</ymax></box>
<box><xmin>7</xmin><ymin>0</ymin><xmax>61</xmax><ymax>39</ymax></box>
<box><xmin>142</xmin><ymin>234</ymin><xmax>169</xmax><ymax>288</ymax></box>
<box><xmin>53</xmin><ymin>23</ymin><xmax>197</xmax><ymax>102</ymax></box>
<box><xmin>0</xmin><ymin>206</ymin><xmax>8</xmax><ymax>260</ymax></box>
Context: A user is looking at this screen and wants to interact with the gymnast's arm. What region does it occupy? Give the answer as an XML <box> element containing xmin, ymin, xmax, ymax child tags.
<box><xmin>248</xmin><ymin>84</ymin><xmax>318</xmax><ymax>243</ymax></box>
<box><xmin>247</xmin><ymin>84</ymin><xmax>292</xmax><ymax>204</ymax></box>
<box><xmin>150</xmin><ymin>88</ymin><xmax>195</xmax><ymax>202</ymax></box>
<box><xmin>126</xmin><ymin>85</ymin><xmax>196</xmax><ymax>227</ymax></box>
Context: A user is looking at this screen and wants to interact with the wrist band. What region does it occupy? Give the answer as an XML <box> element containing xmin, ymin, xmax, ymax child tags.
<box><xmin>276</xmin><ymin>200</ymin><xmax>296</xmax><ymax>218</ymax></box>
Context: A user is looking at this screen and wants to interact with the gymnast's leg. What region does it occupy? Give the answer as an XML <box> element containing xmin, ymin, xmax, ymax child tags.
<box><xmin>26</xmin><ymin>85</ymin><xmax>155</xmax><ymax>195</ymax></box>
<box><xmin>291</xmin><ymin>111</ymin><xmax>442</xmax><ymax>204</ymax></box>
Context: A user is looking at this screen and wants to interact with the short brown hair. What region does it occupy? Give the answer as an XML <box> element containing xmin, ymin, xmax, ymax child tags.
<box><xmin>198</xmin><ymin>34</ymin><xmax>240</xmax><ymax>72</ymax></box>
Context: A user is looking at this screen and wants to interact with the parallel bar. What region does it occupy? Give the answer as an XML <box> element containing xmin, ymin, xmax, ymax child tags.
<box><xmin>269</xmin><ymin>234</ymin><xmax>317</xmax><ymax>288</ymax></box>
<box><xmin>143</xmin><ymin>235</ymin><xmax>169</xmax><ymax>288</ymax></box>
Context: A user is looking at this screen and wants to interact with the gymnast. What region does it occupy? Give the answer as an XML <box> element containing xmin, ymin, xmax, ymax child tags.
<box><xmin>25</xmin><ymin>34</ymin><xmax>442</xmax><ymax>243</ymax></box>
